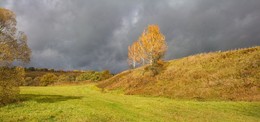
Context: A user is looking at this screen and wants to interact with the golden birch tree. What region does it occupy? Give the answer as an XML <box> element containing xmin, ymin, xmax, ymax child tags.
<box><xmin>138</xmin><ymin>25</ymin><xmax>167</xmax><ymax>65</ymax></box>
<box><xmin>128</xmin><ymin>41</ymin><xmax>141</xmax><ymax>68</ymax></box>
<box><xmin>128</xmin><ymin>24</ymin><xmax>167</xmax><ymax>71</ymax></box>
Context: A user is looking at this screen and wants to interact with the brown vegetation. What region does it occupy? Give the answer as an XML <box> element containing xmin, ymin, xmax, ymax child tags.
<box><xmin>0</xmin><ymin>8</ymin><xmax>31</xmax><ymax>105</ymax></box>
<box><xmin>0</xmin><ymin>67</ymin><xmax>25</xmax><ymax>105</ymax></box>
<box><xmin>23</xmin><ymin>70</ymin><xmax>113</xmax><ymax>86</ymax></box>
<box><xmin>98</xmin><ymin>46</ymin><xmax>260</xmax><ymax>101</ymax></box>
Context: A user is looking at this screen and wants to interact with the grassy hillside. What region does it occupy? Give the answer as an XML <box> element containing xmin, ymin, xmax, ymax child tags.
<box><xmin>98</xmin><ymin>46</ymin><xmax>260</xmax><ymax>101</ymax></box>
<box><xmin>0</xmin><ymin>85</ymin><xmax>259</xmax><ymax>121</ymax></box>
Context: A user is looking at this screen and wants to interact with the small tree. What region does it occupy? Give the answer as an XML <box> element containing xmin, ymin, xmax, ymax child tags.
<box><xmin>128</xmin><ymin>41</ymin><xmax>142</xmax><ymax>68</ymax></box>
<box><xmin>128</xmin><ymin>25</ymin><xmax>167</xmax><ymax>69</ymax></box>
<box><xmin>138</xmin><ymin>25</ymin><xmax>167</xmax><ymax>65</ymax></box>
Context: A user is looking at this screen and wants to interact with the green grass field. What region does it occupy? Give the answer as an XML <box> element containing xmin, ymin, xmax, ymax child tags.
<box><xmin>0</xmin><ymin>85</ymin><xmax>259</xmax><ymax>122</ymax></box>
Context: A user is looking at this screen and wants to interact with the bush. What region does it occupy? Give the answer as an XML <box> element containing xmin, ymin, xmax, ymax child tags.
<box><xmin>40</xmin><ymin>73</ymin><xmax>58</xmax><ymax>86</ymax></box>
<box><xmin>58</xmin><ymin>75</ymin><xmax>74</xmax><ymax>82</ymax></box>
<box><xmin>144</xmin><ymin>60</ymin><xmax>165</xmax><ymax>76</ymax></box>
<box><xmin>100</xmin><ymin>70</ymin><xmax>113</xmax><ymax>80</ymax></box>
<box><xmin>76</xmin><ymin>70</ymin><xmax>112</xmax><ymax>82</ymax></box>
<box><xmin>76</xmin><ymin>71</ymin><xmax>95</xmax><ymax>81</ymax></box>
<box><xmin>0</xmin><ymin>67</ymin><xmax>25</xmax><ymax>105</ymax></box>
<box><xmin>68</xmin><ymin>75</ymin><xmax>76</xmax><ymax>82</ymax></box>
<box><xmin>24</xmin><ymin>77</ymin><xmax>33</xmax><ymax>86</ymax></box>
<box><xmin>90</xmin><ymin>72</ymin><xmax>102</xmax><ymax>81</ymax></box>
<box><xmin>23</xmin><ymin>77</ymin><xmax>41</xmax><ymax>86</ymax></box>
<box><xmin>33</xmin><ymin>77</ymin><xmax>41</xmax><ymax>86</ymax></box>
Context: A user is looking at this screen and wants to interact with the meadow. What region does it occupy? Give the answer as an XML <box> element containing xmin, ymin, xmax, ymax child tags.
<box><xmin>0</xmin><ymin>84</ymin><xmax>259</xmax><ymax>122</ymax></box>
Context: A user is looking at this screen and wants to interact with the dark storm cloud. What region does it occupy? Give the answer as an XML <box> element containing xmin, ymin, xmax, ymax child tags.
<box><xmin>1</xmin><ymin>0</ymin><xmax>260</xmax><ymax>73</ymax></box>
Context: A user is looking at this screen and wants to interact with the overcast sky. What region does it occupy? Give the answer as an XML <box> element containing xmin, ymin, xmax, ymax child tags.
<box><xmin>1</xmin><ymin>0</ymin><xmax>260</xmax><ymax>73</ymax></box>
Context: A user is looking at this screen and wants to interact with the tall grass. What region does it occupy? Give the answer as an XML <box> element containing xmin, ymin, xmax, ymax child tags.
<box><xmin>98</xmin><ymin>46</ymin><xmax>260</xmax><ymax>101</ymax></box>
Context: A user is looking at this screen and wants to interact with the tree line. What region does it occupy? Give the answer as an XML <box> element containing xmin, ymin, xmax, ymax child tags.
<box><xmin>24</xmin><ymin>70</ymin><xmax>112</xmax><ymax>86</ymax></box>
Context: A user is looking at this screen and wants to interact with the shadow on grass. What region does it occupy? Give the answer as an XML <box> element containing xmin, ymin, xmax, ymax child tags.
<box><xmin>240</xmin><ymin>104</ymin><xmax>260</xmax><ymax>118</ymax></box>
<box><xmin>19</xmin><ymin>94</ymin><xmax>83</xmax><ymax>103</ymax></box>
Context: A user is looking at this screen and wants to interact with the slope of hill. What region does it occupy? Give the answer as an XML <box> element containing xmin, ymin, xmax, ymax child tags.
<box><xmin>98</xmin><ymin>46</ymin><xmax>260</xmax><ymax>101</ymax></box>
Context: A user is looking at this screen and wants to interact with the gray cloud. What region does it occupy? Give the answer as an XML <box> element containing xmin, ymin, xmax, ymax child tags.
<box><xmin>1</xmin><ymin>0</ymin><xmax>260</xmax><ymax>73</ymax></box>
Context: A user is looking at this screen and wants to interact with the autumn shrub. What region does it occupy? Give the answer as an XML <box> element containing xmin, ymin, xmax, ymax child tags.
<box><xmin>76</xmin><ymin>70</ymin><xmax>112</xmax><ymax>82</ymax></box>
<box><xmin>32</xmin><ymin>77</ymin><xmax>41</xmax><ymax>86</ymax></box>
<box><xmin>144</xmin><ymin>60</ymin><xmax>165</xmax><ymax>76</ymax></box>
<box><xmin>0</xmin><ymin>67</ymin><xmax>25</xmax><ymax>105</ymax></box>
<box><xmin>40</xmin><ymin>73</ymin><xmax>58</xmax><ymax>86</ymax></box>
<box><xmin>23</xmin><ymin>77</ymin><xmax>33</xmax><ymax>86</ymax></box>
<box><xmin>68</xmin><ymin>75</ymin><xmax>76</xmax><ymax>82</ymax></box>
<box><xmin>90</xmin><ymin>72</ymin><xmax>102</xmax><ymax>81</ymax></box>
<box><xmin>100</xmin><ymin>70</ymin><xmax>113</xmax><ymax>80</ymax></box>
<box><xmin>23</xmin><ymin>76</ymin><xmax>41</xmax><ymax>86</ymax></box>
<box><xmin>76</xmin><ymin>71</ymin><xmax>94</xmax><ymax>81</ymax></box>
<box><xmin>58</xmin><ymin>75</ymin><xmax>70</xmax><ymax>82</ymax></box>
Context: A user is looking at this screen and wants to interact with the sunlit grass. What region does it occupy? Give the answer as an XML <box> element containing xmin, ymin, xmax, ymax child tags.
<box><xmin>98</xmin><ymin>46</ymin><xmax>260</xmax><ymax>101</ymax></box>
<box><xmin>0</xmin><ymin>85</ymin><xmax>259</xmax><ymax>121</ymax></box>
